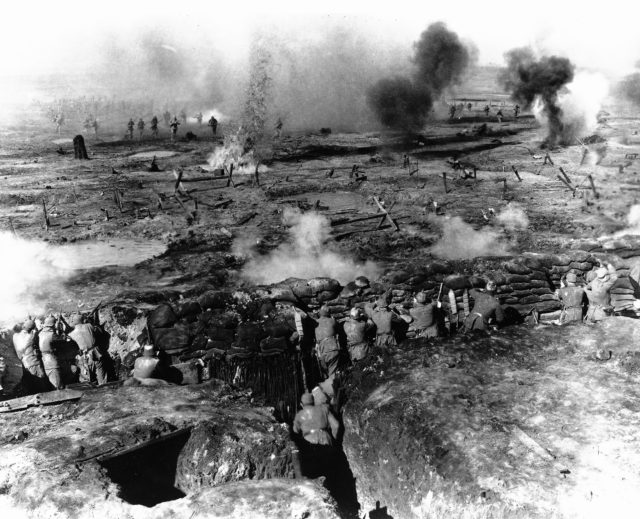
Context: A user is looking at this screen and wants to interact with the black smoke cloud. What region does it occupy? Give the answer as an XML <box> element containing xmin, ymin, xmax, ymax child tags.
<box><xmin>500</xmin><ymin>47</ymin><xmax>574</xmax><ymax>146</ymax></box>
<box><xmin>367</xmin><ymin>22</ymin><xmax>472</xmax><ymax>131</ymax></box>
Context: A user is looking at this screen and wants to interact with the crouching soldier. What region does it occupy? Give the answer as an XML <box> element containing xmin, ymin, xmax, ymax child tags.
<box><xmin>555</xmin><ymin>272</ymin><xmax>586</xmax><ymax>324</ymax></box>
<box><xmin>464</xmin><ymin>280</ymin><xmax>505</xmax><ymax>331</ymax></box>
<box><xmin>293</xmin><ymin>392</ymin><xmax>340</xmax><ymax>447</ymax></box>
<box><xmin>67</xmin><ymin>314</ymin><xmax>108</xmax><ymax>385</ymax></box>
<box><xmin>343</xmin><ymin>307</ymin><xmax>374</xmax><ymax>362</ymax></box>
<box><xmin>38</xmin><ymin>316</ymin><xmax>64</xmax><ymax>389</ymax></box>
<box><xmin>314</xmin><ymin>306</ymin><xmax>341</xmax><ymax>378</ymax></box>
<box><xmin>12</xmin><ymin>319</ymin><xmax>47</xmax><ymax>393</ymax></box>
<box><xmin>370</xmin><ymin>293</ymin><xmax>406</xmax><ymax>352</ymax></box>
<box><xmin>133</xmin><ymin>344</ymin><xmax>162</xmax><ymax>379</ymax></box>
<box><xmin>409</xmin><ymin>291</ymin><xmax>440</xmax><ymax>338</ymax></box>
<box><xmin>585</xmin><ymin>264</ymin><xmax>617</xmax><ymax>322</ymax></box>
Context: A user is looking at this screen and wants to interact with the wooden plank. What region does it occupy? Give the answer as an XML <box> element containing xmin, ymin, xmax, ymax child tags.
<box><xmin>0</xmin><ymin>389</ymin><xmax>83</xmax><ymax>413</ymax></box>
<box><xmin>373</xmin><ymin>196</ymin><xmax>400</xmax><ymax>232</ymax></box>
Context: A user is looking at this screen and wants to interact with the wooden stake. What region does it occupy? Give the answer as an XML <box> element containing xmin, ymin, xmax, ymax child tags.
<box><xmin>511</xmin><ymin>165</ymin><xmax>522</xmax><ymax>182</ymax></box>
<box><xmin>42</xmin><ymin>199</ymin><xmax>50</xmax><ymax>230</ymax></box>
<box><xmin>558</xmin><ymin>167</ymin><xmax>572</xmax><ymax>184</ymax></box>
<box><xmin>587</xmin><ymin>174</ymin><xmax>599</xmax><ymax>199</ymax></box>
<box><xmin>502</xmin><ymin>179</ymin><xmax>508</xmax><ymax>199</ymax></box>
<box><xmin>557</xmin><ymin>175</ymin><xmax>576</xmax><ymax>196</ymax></box>
<box><xmin>373</xmin><ymin>196</ymin><xmax>400</xmax><ymax>232</ymax></box>
<box><xmin>442</xmin><ymin>171</ymin><xmax>449</xmax><ymax>193</ymax></box>
<box><xmin>173</xmin><ymin>169</ymin><xmax>185</xmax><ymax>194</ymax></box>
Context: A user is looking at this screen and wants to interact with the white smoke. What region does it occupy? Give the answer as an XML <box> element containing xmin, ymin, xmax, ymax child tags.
<box><xmin>612</xmin><ymin>204</ymin><xmax>640</xmax><ymax>237</ymax></box>
<box><xmin>238</xmin><ymin>208</ymin><xmax>381</xmax><ymax>284</ymax></box>
<box><xmin>0</xmin><ymin>232</ymin><xmax>72</xmax><ymax>326</ymax></box>
<box><xmin>558</xmin><ymin>71</ymin><xmax>610</xmax><ymax>142</ymax></box>
<box><xmin>495</xmin><ymin>203</ymin><xmax>530</xmax><ymax>231</ymax></box>
<box><xmin>206</xmin><ymin>130</ymin><xmax>268</xmax><ymax>175</ymax></box>
<box><xmin>429</xmin><ymin>216</ymin><xmax>510</xmax><ymax>260</ymax></box>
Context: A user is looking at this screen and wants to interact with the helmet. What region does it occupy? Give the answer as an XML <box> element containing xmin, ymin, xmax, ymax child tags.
<box><xmin>566</xmin><ymin>272</ymin><xmax>578</xmax><ymax>283</ymax></box>
<box><xmin>596</xmin><ymin>267</ymin><xmax>608</xmax><ymax>279</ymax></box>
<box><xmin>143</xmin><ymin>344</ymin><xmax>155</xmax><ymax>356</ymax></box>
<box><xmin>312</xmin><ymin>387</ymin><xmax>328</xmax><ymax>405</ymax></box>
<box><xmin>43</xmin><ymin>316</ymin><xmax>56</xmax><ymax>328</ymax></box>
<box><xmin>415</xmin><ymin>292</ymin><xmax>428</xmax><ymax>304</ymax></box>
<box><xmin>319</xmin><ymin>306</ymin><xmax>331</xmax><ymax>317</ymax></box>
<box><xmin>301</xmin><ymin>393</ymin><xmax>314</xmax><ymax>405</ymax></box>
<box><xmin>350</xmin><ymin>307</ymin><xmax>363</xmax><ymax>320</ymax></box>
<box><xmin>69</xmin><ymin>313</ymin><xmax>85</xmax><ymax>327</ymax></box>
<box><xmin>22</xmin><ymin>320</ymin><xmax>35</xmax><ymax>332</ymax></box>
<box><xmin>354</xmin><ymin>276</ymin><xmax>370</xmax><ymax>288</ymax></box>
<box><xmin>485</xmin><ymin>280</ymin><xmax>497</xmax><ymax>292</ymax></box>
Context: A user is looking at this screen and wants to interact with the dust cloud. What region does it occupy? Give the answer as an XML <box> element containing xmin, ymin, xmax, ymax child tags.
<box><xmin>236</xmin><ymin>208</ymin><xmax>380</xmax><ymax>285</ymax></box>
<box><xmin>0</xmin><ymin>233</ymin><xmax>71</xmax><ymax>326</ymax></box>
<box><xmin>496</xmin><ymin>203</ymin><xmax>530</xmax><ymax>231</ymax></box>
<box><xmin>429</xmin><ymin>216</ymin><xmax>510</xmax><ymax>260</ymax></box>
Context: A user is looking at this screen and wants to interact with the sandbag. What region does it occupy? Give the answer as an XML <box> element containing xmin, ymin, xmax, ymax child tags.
<box><xmin>307</xmin><ymin>277</ymin><xmax>341</xmax><ymax>294</ymax></box>
<box><xmin>148</xmin><ymin>304</ymin><xmax>178</xmax><ymax>329</ymax></box>
<box><xmin>152</xmin><ymin>325</ymin><xmax>191</xmax><ymax>353</ymax></box>
<box><xmin>176</xmin><ymin>301</ymin><xmax>202</xmax><ymax>318</ymax></box>
<box><xmin>197</xmin><ymin>291</ymin><xmax>230</xmax><ymax>310</ymax></box>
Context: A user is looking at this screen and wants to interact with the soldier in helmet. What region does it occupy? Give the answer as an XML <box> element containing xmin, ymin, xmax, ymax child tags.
<box><xmin>555</xmin><ymin>272</ymin><xmax>586</xmax><ymax>324</ymax></box>
<box><xmin>150</xmin><ymin>115</ymin><xmax>159</xmax><ymax>138</ymax></box>
<box><xmin>409</xmin><ymin>291</ymin><xmax>440</xmax><ymax>338</ymax></box>
<box><xmin>133</xmin><ymin>344</ymin><xmax>162</xmax><ymax>380</ymax></box>
<box><xmin>169</xmin><ymin>116</ymin><xmax>180</xmax><ymax>142</ymax></box>
<box><xmin>208</xmin><ymin>115</ymin><xmax>218</xmax><ymax>136</ymax></box>
<box><xmin>464</xmin><ymin>280</ymin><xmax>505</xmax><ymax>331</ymax></box>
<box><xmin>585</xmin><ymin>264</ymin><xmax>617</xmax><ymax>322</ymax></box>
<box><xmin>313</xmin><ymin>306</ymin><xmax>341</xmax><ymax>377</ymax></box>
<box><xmin>38</xmin><ymin>315</ymin><xmax>64</xmax><ymax>389</ymax></box>
<box><xmin>370</xmin><ymin>292</ymin><xmax>407</xmax><ymax>352</ymax></box>
<box><xmin>126</xmin><ymin>118</ymin><xmax>135</xmax><ymax>140</ymax></box>
<box><xmin>137</xmin><ymin>118</ymin><xmax>145</xmax><ymax>140</ymax></box>
<box><xmin>293</xmin><ymin>392</ymin><xmax>340</xmax><ymax>447</ymax></box>
<box><xmin>343</xmin><ymin>307</ymin><xmax>374</xmax><ymax>362</ymax></box>
<box><xmin>66</xmin><ymin>313</ymin><xmax>108</xmax><ymax>385</ymax></box>
<box><xmin>12</xmin><ymin>319</ymin><xmax>47</xmax><ymax>392</ymax></box>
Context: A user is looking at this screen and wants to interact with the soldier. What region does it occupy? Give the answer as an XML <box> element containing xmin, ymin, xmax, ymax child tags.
<box><xmin>370</xmin><ymin>293</ymin><xmax>406</xmax><ymax>352</ymax></box>
<box><xmin>55</xmin><ymin>112</ymin><xmax>65</xmax><ymax>135</ymax></box>
<box><xmin>150</xmin><ymin>115</ymin><xmax>159</xmax><ymax>138</ymax></box>
<box><xmin>137</xmin><ymin>118</ymin><xmax>145</xmax><ymax>140</ymax></box>
<box><xmin>314</xmin><ymin>306</ymin><xmax>341</xmax><ymax>378</ymax></box>
<box><xmin>208</xmin><ymin>115</ymin><xmax>218</xmax><ymax>136</ymax></box>
<box><xmin>496</xmin><ymin>109</ymin><xmax>504</xmax><ymax>123</ymax></box>
<box><xmin>464</xmin><ymin>280</ymin><xmax>505</xmax><ymax>331</ymax></box>
<box><xmin>38</xmin><ymin>316</ymin><xmax>64</xmax><ymax>389</ymax></box>
<box><xmin>169</xmin><ymin>116</ymin><xmax>180</xmax><ymax>142</ymax></box>
<box><xmin>449</xmin><ymin>104</ymin><xmax>456</xmax><ymax>119</ymax></box>
<box><xmin>343</xmin><ymin>307</ymin><xmax>374</xmax><ymax>362</ymax></box>
<box><xmin>467</xmin><ymin>102</ymin><xmax>473</xmax><ymax>112</ymax></box>
<box><xmin>195</xmin><ymin>112</ymin><xmax>203</xmax><ymax>125</ymax></box>
<box><xmin>163</xmin><ymin>110</ymin><xmax>171</xmax><ymax>127</ymax></box>
<box><xmin>409</xmin><ymin>291</ymin><xmax>440</xmax><ymax>338</ymax></box>
<box><xmin>483</xmin><ymin>105</ymin><xmax>490</xmax><ymax>117</ymax></box>
<box><xmin>133</xmin><ymin>344</ymin><xmax>162</xmax><ymax>379</ymax></box>
<box><xmin>91</xmin><ymin>118</ymin><xmax>99</xmax><ymax>137</ymax></box>
<box><xmin>555</xmin><ymin>272</ymin><xmax>586</xmax><ymax>324</ymax></box>
<box><xmin>585</xmin><ymin>264</ymin><xmax>618</xmax><ymax>322</ymax></box>
<box><xmin>66</xmin><ymin>314</ymin><xmax>108</xmax><ymax>385</ymax></box>
<box><xmin>12</xmin><ymin>320</ymin><xmax>47</xmax><ymax>392</ymax></box>
<box><xmin>293</xmin><ymin>392</ymin><xmax>340</xmax><ymax>447</ymax></box>
<box><xmin>514</xmin><ymin>104</ymin><xmax>521</xmax><ymax>118</ymax></box>
<box><xmin>126</xmin><ymin>118</ymin><xmax>135</xmax><ymax>140</ymax></box>
<box><xmin>275</xmin><ymin>117</ymin><xmax>283</xmax><ymax>139</ymax></box>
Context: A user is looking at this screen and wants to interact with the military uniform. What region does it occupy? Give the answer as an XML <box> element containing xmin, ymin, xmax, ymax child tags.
<box><xmin>69</xmin><ymin>323</ymin><xmax>107</xmax><ymax>385</ymax></box>
<box><xmin>13</xmin><ymin>329</ymin><xmax>47</xmax><ymax>392</ymax></box>
<box><xmin>371</xmin><ymin>307</ymin><xmax>400</xmax><ymax>351</ymax></box>
<box><xmin>343</xmin><ymin>317</ymin><xmax>371</xmax><ymax>361</ymax></box>
<box><xmin>409</xmin><ymin>302</ymin><xmax>438</xmax><ymax>338</ymax></box>
<box><xmin>315</xmin><ymin>315</ymin><xmax>340</xmax><ymax>377</ymax></box>
<box><xmin>556</xmin><ymin>286</ymin><xmax>586</xmax><ymax>323</ymax></box>
<box><xmin>38</xmin><ymin>325</ymin><xmax>64</xmax><ymax>389</ymax></box>
<box><xmin>464</xmin><ymin>289</ymin><xmax>505</xmax><ymax>331</ymax></box>
<box><xmin>585</xmin><ymin>271</ymin><xmax>617</xmax><ymax>322</ymax></box>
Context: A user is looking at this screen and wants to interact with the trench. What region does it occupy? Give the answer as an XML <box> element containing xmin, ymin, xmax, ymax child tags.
<box><xmin>99</xmin><ymin>428</ymin><xmax>192</xmax><ymax>507</ymax></box>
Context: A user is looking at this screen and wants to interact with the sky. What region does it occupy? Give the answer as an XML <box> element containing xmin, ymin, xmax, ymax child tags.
<box><xmin>2</xmin><ymin>0</ymin><xmax>640</xmax><ymax>79</ymax></box>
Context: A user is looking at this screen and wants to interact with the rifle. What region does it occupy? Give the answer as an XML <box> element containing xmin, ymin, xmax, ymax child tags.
<box><xmin>89</xmin><ymin>301</ymin><xmax>103</xmax><ymax>326</ymax></box>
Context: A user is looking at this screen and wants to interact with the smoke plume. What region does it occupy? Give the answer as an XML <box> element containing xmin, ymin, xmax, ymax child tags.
<box><xmin>236</xmin><ymin>209</ymin><xmax>380</xmax><ymax>285</ymax></box>
<box><xmin>495</xmin><ymin>203</ymin><xmax>530</xmax><ymax>231</ymax></box>
<box><xmin>617</xmin><ymin>72</ymin><xmax>640</xmax><ymax>106</ymax></box>
<box><xmin>429</xmin><ymin>217</ymin><xmax>510</xmax><ymax>260</ymax></box>
<box><xmin>367</xmin><ymin>22</ymin><xmax>473</xmax><ymax>131</ymax></box>
<box><xmin>0</xmin><ymin>232</ymin><xmax>72</xmax><ymax>326</ymax></box>
<box><xmin>500</xmin><ymin>47</ymin><xmax>575</xmax><ymax>147</ymax></box>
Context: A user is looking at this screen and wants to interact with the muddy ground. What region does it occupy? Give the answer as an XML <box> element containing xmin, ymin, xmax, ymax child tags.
<box><xmin>2</xmin><ymin>98</ymin><xmax>640</xmax><ymax>518</ymax></box>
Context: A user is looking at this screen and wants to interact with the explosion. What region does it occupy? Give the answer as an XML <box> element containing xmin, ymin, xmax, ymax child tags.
<box><xmin>500</xmin><ymin>47</ymin><xmax>575</xmax><ymax>147</ymax></box>
<box><xmin>367</xmin><ymin>22</ymin><xmax>473</xmax><ymax>132</ymax></box>
<box><xmin>236</xmin><ymin>209</ymin><xmax>380</xmax><ymax>284</ymax></box>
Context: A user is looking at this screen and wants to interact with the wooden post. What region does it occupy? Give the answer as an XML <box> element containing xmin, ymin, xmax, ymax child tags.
<box><xmin>254</xmin><ymin>163</ymin><xmax>260</xmax><ymax>187</ymax></box>
<box><xmin>557</xmin><ymin>175</ymin><xmax>577</xmax><ymax>196</ymax></box>
<box><xmin>42</xmin><ymin>199</ymin><xmax>50</xmax><ymax>230</ymax></box>
<box><xmin>373</xmin><ymin>196</ymin><xmax>400</xmax><ymax>232</ymax></box>
<box><xmin>156</xmin><ymin>194</ymin><xmax>163</xmax><ymax>210</ymax></box>
<box><xmin>511</xmin><ymin>165</ymin><xmax>522</xmax><ymax>182</ymax></box>
<box><xmin>587</xmin><ymin>174</ymin><xmax>599</xmax><ymax>199</ymax></box>
<box><xmin>174</xmin><ymin>169</ymin><xmax>185</xmax><ymax>194</ymax></box>
<box><xmin>502</xmin><ymin>179</ymin><xmax>508</xmax><ymax>199</ymax></box>
<box><xmin>226</xmin><ymin>164</ymin><xmax>235</xmax><ymax>187</ymax></box>
<box><xmin>558</xmin><ymin>167</ymin><xmax>572</xmax><ymax>184</ymax></box>
<box><xmin>442</xmin><ymin>172</ymin><xmax>449</xmax><ymax>193</ymax></box>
